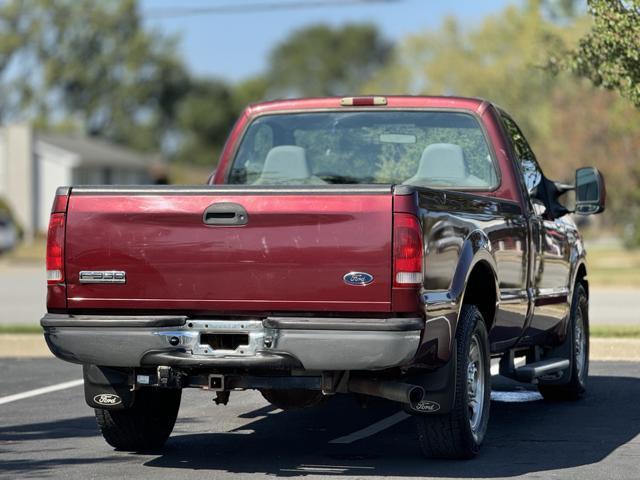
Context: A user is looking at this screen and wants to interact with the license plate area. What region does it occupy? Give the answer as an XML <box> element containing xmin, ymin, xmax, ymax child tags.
<box><xmin>192</xmin><ymin>320</ymin><xmax>264</xmax><ymax>356</ymax></box>
<box><xmin>154</xmin><ymin>320</ymin><xmax>265</xmax><ymax>356</ymax></box>
<box><xmin>201</xmin><ymin>333</ymin><xmax>249</xmax><ymax>351</ymax></box>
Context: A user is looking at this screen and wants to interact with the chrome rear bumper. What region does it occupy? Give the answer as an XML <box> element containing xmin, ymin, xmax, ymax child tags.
<box><xmin>41</xmin><ymin>314</ymin><xmax>423</xmax><ymax>371</ymax></box>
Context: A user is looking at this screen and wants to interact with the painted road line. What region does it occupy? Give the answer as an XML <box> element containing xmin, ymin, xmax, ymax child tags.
<box><xmin>0</xmin><ymin>379</ymin><xmax>83</xmax><ymax>406</ymax></box>
<box><xmin>330</xmin><ymin>363</ymin><xmax>503</xmax><ymax>444</ymax></box>
<box><xmin>329</xmin><ymin>358</ymin><xmax>531</xmax><ymax>445</ymax></box>
<box><xmin>329</xmin><ymin>411</ymin><xmax>410</xmax><ymax>444</ymax></box>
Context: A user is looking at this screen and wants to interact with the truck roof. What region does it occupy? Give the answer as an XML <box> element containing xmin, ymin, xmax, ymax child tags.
<box><xmin>246</xmin><ymin>95</ymin><xmax>491</xmax><ymax>116</ymax></box>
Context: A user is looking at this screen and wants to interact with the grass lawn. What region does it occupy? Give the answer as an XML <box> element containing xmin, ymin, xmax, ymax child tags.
<box><xmin>586</xmin><ymin>246</ymin><xmax>640</xmax><ymax>287</ymax></box>
<box><xmin>589</xmin><ymin>325</ymin><xmax>640</xmax><ymax>339</ymax></box>
<box><xmin>0</xmin><ymin>324</ymin><xmax>43</xmax><ymax>334</ymax></box>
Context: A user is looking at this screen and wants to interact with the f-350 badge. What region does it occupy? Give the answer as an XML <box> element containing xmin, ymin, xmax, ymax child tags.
<box><xmin>79</xmin><ymin>271</ymin><xmax>126</xmax><ymax>284</ymax></box>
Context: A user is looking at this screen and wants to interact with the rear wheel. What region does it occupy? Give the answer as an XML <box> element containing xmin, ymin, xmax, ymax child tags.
<box><xmin>539</xmin><ymin>283</ymin><xmax>589</xmax><ymax>401</ymax></box>
<box><xmin>415</xmin><ymin>304</ymin><xmax>491</xmax><ymax>459</ymax></box>
<box><xmin>260</xmin><ymin>389</ymin><xmax>326</xmax><ymax>410</ymax></box>
<box><xmin>95</xmin><ymin>388</ymin><xmax>181</xmax><ymax>451</ymax></box>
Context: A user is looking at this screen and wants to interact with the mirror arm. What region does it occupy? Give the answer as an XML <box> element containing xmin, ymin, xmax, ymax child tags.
<box><xmin>553</xmin><ymin>182</ymin><xmax>575</xmax><ymax>195</ymax></box>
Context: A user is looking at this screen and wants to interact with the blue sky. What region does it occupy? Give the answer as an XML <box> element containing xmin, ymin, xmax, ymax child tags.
<box><xmin>141</xmin><ymin>0</ymin><xmax>521</xmax><ymax>82</ymax></box>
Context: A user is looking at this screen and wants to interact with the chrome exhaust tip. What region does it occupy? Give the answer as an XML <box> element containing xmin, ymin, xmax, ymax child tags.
<box><xmin>347</xmin><ymin>377</ymin><xmax>425</xmax><ymax>408</ymax></box>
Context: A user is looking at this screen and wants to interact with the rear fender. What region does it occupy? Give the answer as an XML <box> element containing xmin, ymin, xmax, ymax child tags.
<box><xmin>420</xmin><ymin>231</ymin><xmax>497</xmax><ymax>362</ymax></box>
<box><xmin>452</xmin><ymin>232</ymin><xmax>496</xmax><ymax>296</ymax></box>
<box><xmin>437</xmin><ymin>231</ymin><xmax>497</xmax><ymax>350</ymax></box>
<box><xmin>415</xmin><ymin>232</ymin><xmax>496</xmax><ymax>398</ymax></box>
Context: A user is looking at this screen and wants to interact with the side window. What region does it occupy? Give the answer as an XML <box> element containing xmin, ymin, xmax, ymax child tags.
<box><xmin>500</xmin><ymin>114</ymin><xmax>542</xmax><ymax>195</ymax></box>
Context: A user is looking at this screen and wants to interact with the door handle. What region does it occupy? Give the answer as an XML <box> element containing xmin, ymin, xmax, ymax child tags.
<box><xmin>203</xmin><ymin>202</ymin><xmax>248</xmax><ymax>226</ymax></box>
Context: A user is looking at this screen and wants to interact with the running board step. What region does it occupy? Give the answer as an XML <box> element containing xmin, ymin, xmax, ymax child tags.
<box><xmin>514</xmin><ymin>358</ymin><xmax>570</xmax><ymax>383</ymax></box>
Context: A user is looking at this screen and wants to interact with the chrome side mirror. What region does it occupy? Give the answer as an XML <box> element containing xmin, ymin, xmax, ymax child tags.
<box><xmin>575</xmin><ymin>167</ymin><xmax>605</xmax><ymax>215</ymax></box>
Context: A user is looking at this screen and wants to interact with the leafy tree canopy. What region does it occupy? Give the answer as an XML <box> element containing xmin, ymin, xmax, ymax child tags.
<box><xmin>366</xmin><ymin>0</ymin><xmax>640</xmax><ymax>231</ymax></box>
<box><xmin>266</xmin><ymin>23</ymin><xmax>392</xmax><ymax>97</ymax></box>
<box><xmin>0</xmin><ymin>0</ymin><xmax>189</xmax><ymax>151</ymax></box>
<box><xmin>367</xmin><ymin>1</ymin><xmax>582</xmax><ymax>144</ymax></box>
<box><xmin>552</xmin><ymin>0</ymin><xmax>640</xmax><ymax>107</ymax></box>
<box><xmin>174</xmin><ymin>78</ymin><xmax>237</xmax><ymax>166</ymax></box>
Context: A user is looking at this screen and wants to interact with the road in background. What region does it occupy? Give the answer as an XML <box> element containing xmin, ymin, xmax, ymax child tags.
<box><xmin>0</xmin><ymin>264</ymin><xmax>45</xmax><ymax>325</ymax></box>
<box><xmin>589</xmin><ymin>289</ymin><xmax>639</xmax><ymax>325</ymax></box>
<box><xmin>0</xmin><ymin>359</ymin><xmax>639</xmax><ymax>479</ymax></box>
<box><xmin>0</xmin><ymin>264</ymin><xmax>637</xmax><ymax>326</ymax></box>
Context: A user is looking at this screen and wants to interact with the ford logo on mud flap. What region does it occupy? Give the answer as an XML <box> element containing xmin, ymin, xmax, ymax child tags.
<box><xmin>93</xmin><ymin>394</ymin><xmax>122</xmax><ymax>406</ymax></box>
<box><xmin>343</xmin><ymin>272</ymin><xmax>374</xmax><ymax>286</ymax></box>
<box><xmin>414</xmin><ymin>400</ymin><xmax>441</xmax><ymax>413</ymax></box>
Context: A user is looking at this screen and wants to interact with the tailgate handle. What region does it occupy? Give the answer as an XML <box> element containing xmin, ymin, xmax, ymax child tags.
<box><xmin>203</xmin><ymin>202</ymin><xmax>248</xmax><ymax>226</ymax></box>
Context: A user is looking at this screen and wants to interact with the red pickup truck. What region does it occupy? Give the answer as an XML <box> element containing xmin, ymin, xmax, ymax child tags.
<box><xmin>42</xmin><ymin>96</ymin><xmax>605</xmax><ymax>458</ymax></box>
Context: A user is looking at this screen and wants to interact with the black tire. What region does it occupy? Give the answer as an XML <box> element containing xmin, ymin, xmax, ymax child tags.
<box><xmin>95</xmin><ymin>388</ymin><xmax>181</xmax><ymax>451</ymax></box>
<box><xmin>260</xmin><ymin>389</ymin><xmax>326</xmax><ymax>410</ymax></box>
<box><xmin>415</xmin><ymin>304</ymin><xmax>491</xmax><ymax>459</ymax></box>
<box><xmin>539</xmin><ymin>283</ymin><xmax>589</xmax><ymax>401</ymax></box>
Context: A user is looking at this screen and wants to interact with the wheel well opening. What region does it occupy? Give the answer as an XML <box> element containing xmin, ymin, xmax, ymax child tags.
<box><xmin>463</xmin><ymin>261</ymin><xmax>497</xmax><ymax>329</ymax></box>
<box><xmin>576</xmin><ymin>264</ymin><xmax>588</xmax><ymax>298</ymax></box>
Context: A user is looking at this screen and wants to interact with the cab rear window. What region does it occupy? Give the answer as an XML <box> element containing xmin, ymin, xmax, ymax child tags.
<box><xmin>228</xmin><ymin>110</ymin><xmax>498</xmax><ymax>189</ymax></box>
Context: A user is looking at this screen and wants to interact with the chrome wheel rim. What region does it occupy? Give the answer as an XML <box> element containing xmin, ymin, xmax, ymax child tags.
<box><xmin>467</xmin><ymin>333</ymin><xmax>485</xmax><ymax>440</ymax></box>
<box><xmin>574</xmin><ymin>309</ymin><xmax>587</xmax><ymax>383</ymax></box>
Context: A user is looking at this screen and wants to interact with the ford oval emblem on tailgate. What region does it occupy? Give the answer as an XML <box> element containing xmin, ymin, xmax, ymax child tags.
<box><xmin>343</xmin><ymin>272</ymin><xmax>374</xmax><ymax>286</ymax></box>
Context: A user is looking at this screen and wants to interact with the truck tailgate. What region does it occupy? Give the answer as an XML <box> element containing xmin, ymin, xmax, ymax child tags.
<box><xmin>64</xmin><ymin>186</ymin><xmax>393</xmax><ymax>313</ymax></box>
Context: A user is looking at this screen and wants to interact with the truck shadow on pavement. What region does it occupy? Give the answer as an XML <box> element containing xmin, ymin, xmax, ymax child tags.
<box><xmin>145</xmin><ymin>375</ymin><xmax>640</xmax><ymax>477</ymax></box>
<box><xmin>0</xmin><ymin>416</ymin><xmax>119</xmax><ymax>475</ymax></box>
<box><xmin>0</xmin><ymin>416</ymin><xmax>96</xmax><ymax>443</ymax></box>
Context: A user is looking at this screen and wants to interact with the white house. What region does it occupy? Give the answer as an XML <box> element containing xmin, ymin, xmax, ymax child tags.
<box><xmin>0</xmin><ymin>124</ymin><xmax>159</xmax><ymax>238</ymax></box>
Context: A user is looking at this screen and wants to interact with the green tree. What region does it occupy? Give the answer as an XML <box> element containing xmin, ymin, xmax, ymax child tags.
<box><xmin>174</xmin><ymin>79</ymin><xmax>238</xmax><ymax>166</ymax></box>
<box><xmin>367</xmin><ymin>0</ymin><xmax>640</xmax><ymax>234</ymax></box>
<box><xmin>551</xmin><ymin>0</ymin><xmax>640</xmax><ymax>107</ymax></box>
<box><xmin>266</xmin><ymin>23</ymin><xmax>392</xmax><ymax>97</ymax></box>
<box><xmin>0</xmin><ymin>0</ymin><xmax>189</xmax><ymax>151</ymax></box>
<box><xmin>367</xmin><ymin>3</ymin><xmax>577</xmax><ymax>146</ymax></box>
<box><xmin>541</xmin><ymin>0</ymin><xmax>583</xmax><ymax>20</ymax></box>
<box><xmin>548</xmin><ymin>0</ymin><xmax>640</xmax><ymax>245</ymax></box>
<box><xmin>232</xmin><ymin>76</ymin><xmax>269</xmax><ymax>112</ymax></box>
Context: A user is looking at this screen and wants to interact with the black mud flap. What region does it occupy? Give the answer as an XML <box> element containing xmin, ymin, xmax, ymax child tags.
<box><xmin>83</xmin><ymin>365</ymin><xmax>135</xmax><ymax>410</ymax></box>
<box><xmin>403</xmin><ymin>345</ymin><xmax>457</xmax><ymax>415</ymax></box>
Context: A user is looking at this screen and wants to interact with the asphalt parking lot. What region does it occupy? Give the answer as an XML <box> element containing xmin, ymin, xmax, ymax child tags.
<box><xmin>1</xmin><ymin>359</ymin><xmax>639</xmax><ymax>480</ymax></box>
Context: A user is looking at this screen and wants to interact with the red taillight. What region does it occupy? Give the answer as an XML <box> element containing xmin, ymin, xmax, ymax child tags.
<box><xmin>46</xmin><ymin>213</ymin><xmax>65</xmax><ymax>284</ymax></box>
<box><xmin>393</xmin><ymin>213</ymin><xmax>423</xmax><ymax>287</ymax></box>
<box><xmin>51</xmin><ymin>193</ymin><xmax>69</xmax><ymax>213</ymax></box>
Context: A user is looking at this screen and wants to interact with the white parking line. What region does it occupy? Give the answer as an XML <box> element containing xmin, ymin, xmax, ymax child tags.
<box><xmin>0</xmin><ymin>379</ymin><xmax>84</xmax><ymax>406</ymax></box>
<box><xmin>329</xmin><ymin>411</ymin><xmax>411</xmax><ymax>444</ymax></box>
<box><xmin>329</xmin><ymin>361</ymin><xmax>524</xmax><ymax>444</ymax></box>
